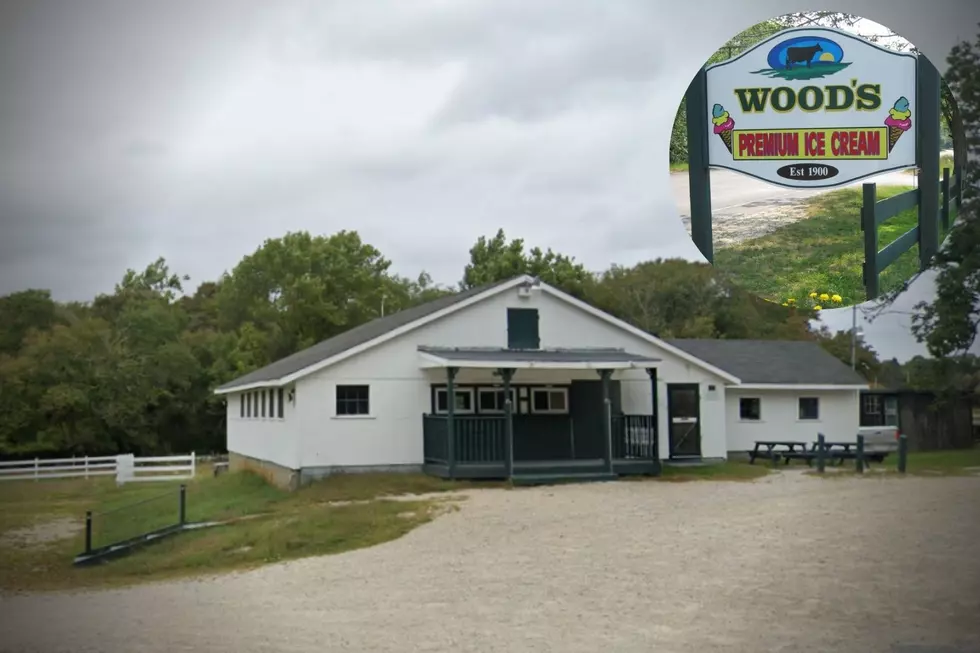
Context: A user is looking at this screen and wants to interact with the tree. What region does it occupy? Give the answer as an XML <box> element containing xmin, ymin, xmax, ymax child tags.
<box><xmin>461</xmin><ymin>229</ymin><xmax>594</xmax><ymax>298</ymax></box>
<box><xmin>585</xmin><ymin>259</ymin><xmax>814</xmax><ymax>340</ymax></box>
<box><xmin>910</xmin><ymin>25</ymin><xmax>980</xmax><ymax>357</ymax></box>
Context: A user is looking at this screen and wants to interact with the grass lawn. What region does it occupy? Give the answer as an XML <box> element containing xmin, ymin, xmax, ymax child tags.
<box><xmin>0</xmin><ymin>468</ymin><xmax>496</xmax><ymax>593</ymax></box>
<box><xmin>804</xmin><ymin>448</ymin><xmax>980</xmax><ymax>479</ymax></box>
<box><xmin>670</xmin><ymin>161</ymin><xmax>689</xmax><ymax>172</ymax></box>
<box><xmin>714</xmin><ymin>185</ymin><xmax>955</xmax><ymax>306</ymax></box>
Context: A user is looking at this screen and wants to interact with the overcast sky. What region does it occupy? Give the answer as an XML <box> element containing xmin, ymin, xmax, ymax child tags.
<box><xmin>1</xmin><ymin>0</ymin><xmax>977</xmax><ymax>302</ymax></box>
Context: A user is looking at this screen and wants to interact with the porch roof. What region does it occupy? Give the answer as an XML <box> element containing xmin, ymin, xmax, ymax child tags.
<box><xmin>417</xmin><ymin>346</ymin><xmax>661</xmax><ymax>370</ymax></box>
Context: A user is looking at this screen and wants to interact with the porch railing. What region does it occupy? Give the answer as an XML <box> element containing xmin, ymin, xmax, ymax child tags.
<box><xmin>423</xmin><ymin>414</ymin><xmax>506</xmax><ymax>465</ymax></box>
<box><xmin>612</xmin><ymin>414</ymin><xmax>657</xmax><ymax>460</ymax></box>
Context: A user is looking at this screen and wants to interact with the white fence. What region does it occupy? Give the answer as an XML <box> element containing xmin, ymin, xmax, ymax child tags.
<box><xmin>0</xmin><ymin>453</ymin><xmax>196</xmax><ymax>485</ymax></box>
<box><xmin>114</xmin><ymin>453</ymin><xmax>196</xmax><ymax>484</ymax></box>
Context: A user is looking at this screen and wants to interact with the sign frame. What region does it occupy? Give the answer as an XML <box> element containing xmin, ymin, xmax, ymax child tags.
<box><xmin>703</xmin><ymin>26</ymin><xmax>919</xmax><ymax>190</ymax></box>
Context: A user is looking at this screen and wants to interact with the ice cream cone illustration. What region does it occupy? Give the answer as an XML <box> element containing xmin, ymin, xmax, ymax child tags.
<box><xmin>711</xmin><ymin>103</ymin><xmax>736</xmax><ymax>155</ymax></box>
<box><xmin>884</xmin><ymin>97</ymin><xmax>912</xmax><ymax>153</ymax></box>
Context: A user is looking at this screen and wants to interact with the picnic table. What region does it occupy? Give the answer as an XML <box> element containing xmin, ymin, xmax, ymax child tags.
<box><xmin>748</xmin><ymin>441</ymin><xmax>809</xmax><ymax>465</ymax></box>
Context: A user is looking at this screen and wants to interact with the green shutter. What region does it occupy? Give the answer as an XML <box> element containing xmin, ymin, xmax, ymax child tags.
<box><xmin>507</xmin><ymin>308</ymin><xmax>540</xmax><ymax>349</ymax></box>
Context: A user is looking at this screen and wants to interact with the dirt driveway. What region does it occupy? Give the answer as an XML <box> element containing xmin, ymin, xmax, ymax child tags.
<box><xmin>1</xmin><ymin>470</ymin><xmax>978</xmax><ymax>653</ymax></box>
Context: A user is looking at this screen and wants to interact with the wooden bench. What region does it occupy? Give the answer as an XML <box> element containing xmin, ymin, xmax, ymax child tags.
<box><xmin>212</xmin><ymin>461</ymin><xmax>229</xmax><ymax>477</ymax></box>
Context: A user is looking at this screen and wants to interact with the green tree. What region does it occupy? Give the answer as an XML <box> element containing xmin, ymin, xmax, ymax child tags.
<box><xmin>585</xmin><ymin>259</ymin><xmax>814</xmax><ymax>340</ymax></box>
<box><xmin>911</xmin><ymin>25</ymin><xmax>979</xmax><ymax>357</ymax></box>
<box><xmin>461</xmin><ymin>229</ymin><xmax>594</xmax><ymax>298</ymax></box>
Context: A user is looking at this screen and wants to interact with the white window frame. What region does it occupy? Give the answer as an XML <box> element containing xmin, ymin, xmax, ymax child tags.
<box><xmin>476</xmin><ymin>387</ymin><xmax>518</xmax><ymax>414</ymax></box>
<box><xmin>434</xmin><ymin>387</ymin><xmax>475</xmax><ymax>414</ymax></box>
<box><xmin>798</xmin><ymin>396</ymin><xmax>820</xmax><ymax>421</ymax></box>
<box><xmin>738</xmin><ymin>397</ymin><xmax>762</xmax><ymax>421</ymax></box>
<box><xmin>335</xmin><ymin>384</ymin><xmax>371</xmax><ymax>417</ymax></box>
<box><xmin>530</xmin><ymin>387</ymin><xmax>569</xmax><ymax>414</ymax></box>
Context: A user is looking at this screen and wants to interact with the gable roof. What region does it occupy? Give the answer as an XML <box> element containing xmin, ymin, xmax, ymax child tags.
<box><xmin>214</xmin><ymin>274</ymin><xmax>742</xmax><ymax>395</ymax></box>
<box><xmin>667</xmin><ymin>339</ymin><xmax>869</xmax><ymax>387</ymax></box>
<box><xmin>214</xmin><ymin>277</ymin><xmax>520</xmax><ymax>393</ymax></box>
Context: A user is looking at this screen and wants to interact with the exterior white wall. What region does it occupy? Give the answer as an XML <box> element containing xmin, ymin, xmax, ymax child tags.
<box><xmin>724</xmin><ymin>388</ymin><xmax>861</xmax><ymax>452</ymax></box>
<box><xmin>293</xmin><ymin>286</ymin><xmax>733</xmax><ymax>469</ymax></box>
<box><xmin>225</xmin><ymin>389</ymin><xmax>299</xmax><ymax>470</ymax></box>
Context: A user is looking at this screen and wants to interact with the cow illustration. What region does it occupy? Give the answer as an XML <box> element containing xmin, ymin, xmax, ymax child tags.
<box><xmin>785</xmin><ymin>43</ymin><xmax>823</xmax><ymax>68</ymax></box>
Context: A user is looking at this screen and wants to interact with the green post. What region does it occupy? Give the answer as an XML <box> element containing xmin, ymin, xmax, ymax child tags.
<box><xmin>816</xmin><ymin>433</ymin><xmax>826</xmax><ymax>474</ymax></box>
<box><xmin>178</xmin><ymin>484</ymin><xmax>186</xmax><ymax>526</ymax></box>
<box><xmin>941</xmin><ymin>168</ymin><xmax>950</xmax><ymax>231</ymax></box>
<box><xmin>84</xmin><ymin>510</ymin><xmax>93</xmax><ymax>554</ymax></box>
<box><xmin>917</xmin><ymin>54</ymin><xmax>941</xmax><ymax>270</ymax></box>
<box><xmin>646</xmin><ymin>367</ymin><xmax>661</xmax><ymax>475</ymax></box>
<box><xmin>862</xmin><ymin>184</ymin><xmax>879</xmax><ymax>300</ymax></box>
<box><xmin>599</xmin><ymin>369</ymin><xmax>614</xmax><ymax>474</ymax></box>
<box><xmin>855</xmin><ymin>435</ymin><xmax>865</xmax><ymax>474</ymax></box>
<box><xmin>685</xmin><ymin>67</ymin><xmax>714</xmax><ymax>264</ymax></box>
<box><xmin>897</xmin><ymin>433</ymin><xmax>908</xmax><ymax>473</ymax></box>
<box><xmin>446</xmin><ymin>366</ymin><xmax>458</xmax><ymax>479</ymax></box>
<box><xmin>501</xmin><ymin>368</ymin><xmax>515</xmax><ymax>480</ymax></box>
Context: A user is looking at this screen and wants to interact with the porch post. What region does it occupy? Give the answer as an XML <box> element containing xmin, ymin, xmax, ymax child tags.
<box><xmin>599</xmin><ymin>369</ymin><xmax>614</xmax><ymax>474</ymax></box>
<box><xmin>646</xmin><ymin>367</ymin><xmax>662</xmax><ymax>475</ymax></box>
<box><xmin>500</xmin><ymin>368</ymin><xmax>515</xmax><ymax>480</ymax></box>
<box><xmin>446</xmin><ymin>366</ymin><xmax>458</xmax><ymax>479</ymax></box>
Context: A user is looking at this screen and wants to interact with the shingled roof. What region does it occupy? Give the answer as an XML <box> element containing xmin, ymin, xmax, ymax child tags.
<box><xmin>215</xmin><ymin>277</ymin><xmax>517</xmax><ymax>392</ymax></box>
<box><xmin>666</xmin><ymin>339</ymin><xmax>868</xmax><ymax>386</ymax></box>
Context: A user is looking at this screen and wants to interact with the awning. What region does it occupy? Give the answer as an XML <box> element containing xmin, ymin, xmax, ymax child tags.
<box><xmin>417</xmin><ymin>346</ymin><xmax>661</xmax><ymax>370</ymax></box>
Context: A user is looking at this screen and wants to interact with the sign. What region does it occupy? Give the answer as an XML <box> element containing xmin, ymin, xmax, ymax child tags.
<box><xmin>705</xmin><ymin>27</ymin><xmax>918</xmax><ymax>188</ymax></box>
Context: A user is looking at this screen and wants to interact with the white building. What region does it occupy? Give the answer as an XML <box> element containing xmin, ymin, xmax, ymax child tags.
<box><xmin>214</xmin><ymin>275</ymin><xmax>869</xmax><ymax>489</ymax></box>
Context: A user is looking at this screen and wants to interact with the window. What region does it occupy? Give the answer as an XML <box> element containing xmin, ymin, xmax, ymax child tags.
<box><xmin>531</xmin><ymin>387</ymin><xmax>568</xmax><ymax>414</ymax></box>
<box><xmin>862</xmin><ymin>394</ymin><xmax>882</xmax><ymax>416</ymax></box>
<box><xmin>246</xmin><ymin>393</ymin><xmax>252</xmax><ymax>418</ymax></box>
<box><xmin>434</xmin><ymin>387</ymin><xmax>474</xmax><ymax>414</ymax></box>
<box><xmin>798</xmin><ymin>397</ymin><xmax>820</xmax><ymax>420</ymax></box>
<box><xmin>336</xmin><ymin>385</ymin><xmax>370</xmax><ymax>416</ymax></box>
<box><xmin>507</xmin><ymin>307</ymin><xmax>540</xmax><ymax>349</ymax></box>
<box><xmin>268</xmin><ymin>390</ymin><xmax>276</xmax><ymax>418</ymax></box>
<box><xmin>240</xmin><ymin>395</ymin><xmax>244</xmax><ymax>418</ymax></box>
<box><xmin>739</xmin><ymin>397</ymin><xmax>761</xmax><ymax>421</ymax></box>
<box><xmin>261</xmin><ymin>390</ymin><xmax>267</xmax><ymax>418</ymax></box>
<box><xmin>252</xmin><ymin>392</ymin><xmax>259</xmax><ymax>418</ymax></box>
<box><xmin>277</xmin><ymin>388</ymin><xmax>285</xmax><ymax>418</ymax></box>
<box><xmin>477</xmin><ymin>387</ymin><xmax>517</xmax><ymax>414</ymax></box>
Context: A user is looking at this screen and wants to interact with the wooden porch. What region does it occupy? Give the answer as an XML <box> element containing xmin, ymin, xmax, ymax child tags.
<box><xmin>422</xmin><ymin>413</ymin><xmax>660</xmax><ymax>483</ymax></box>
<box><xmin>417</xmin><ymin>345</ymin><xmax>664</xmax><ymax>483</ymax></box>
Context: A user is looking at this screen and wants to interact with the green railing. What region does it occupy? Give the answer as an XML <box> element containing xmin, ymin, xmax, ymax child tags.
<box><xmin>862</xmin><ymin>166</ymin><xmax>961</xmax><ymax>300</ymax></box>
<box><xmin>612</xmin><ymin>414</ymin><xmax>657</xmax><ymax>460</ymax></box>
<box><xmin>423</xmin><ymin>414</ymin><xmax>506</xmax><ymax>465</ymax></box>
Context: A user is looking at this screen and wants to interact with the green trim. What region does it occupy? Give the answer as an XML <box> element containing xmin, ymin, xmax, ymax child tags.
<box><xmin>917</xmin><ymin>54</ymin><xmax>942</xmax><ymax>270</ymax></box>
<box><xmin>685</xmin><ymin>66</ymin><xmax>713</xmax><ymax>263</ymax></box>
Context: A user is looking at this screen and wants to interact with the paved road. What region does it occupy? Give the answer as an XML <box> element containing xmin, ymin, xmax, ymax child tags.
<box><xmin>671</xmin><ymin>168</ymin><xmax>917</xmax><ymax>220</ymax></box>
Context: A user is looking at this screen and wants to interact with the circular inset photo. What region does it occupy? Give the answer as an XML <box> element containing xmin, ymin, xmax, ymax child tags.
<box><xmin>670</xmin><ymin>13</ymin><xmax>963</xmax><ymax>313</ymax></box>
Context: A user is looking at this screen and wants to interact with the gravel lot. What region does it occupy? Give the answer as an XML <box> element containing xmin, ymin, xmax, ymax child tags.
<box><xmin>1</xmin><ymin>470</ymin><xmax>978</xmax><ymax>653</ymax></box>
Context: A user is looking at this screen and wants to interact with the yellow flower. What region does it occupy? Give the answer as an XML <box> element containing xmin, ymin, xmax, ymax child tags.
<box><xmin>781</xmin><ymin>302</ymin><xmax>789</xmax><ymax>307</ymax></box>
<box><xmin>813</xmin><ymin>305</ymin><xmax>822</xmax><ymax>311</ymax></box>
<box><xmin>787</xmin><ymin>298</ymin><xmax>796</xmax><ymax>304</ymax></box>
<box><xmin>809</xmin><ymin>292</ymin><xmax>818</xmax><ymax>299</ymax></box>
<box><xmin>819</xmin><ymin>293</ymin><xmax>830</xmax><ymax>302</ymax></box>
<box><xmin>831</xmin><ymin>294</ymin><xmax>843</xmax><ymax>303</ymax></box>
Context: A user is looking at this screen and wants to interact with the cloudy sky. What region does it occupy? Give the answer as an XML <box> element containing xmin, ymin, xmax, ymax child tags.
<box><xmin>1</xmin><ymin>0</ymin><xmax>977</xmax><ymax>302</ymax></box>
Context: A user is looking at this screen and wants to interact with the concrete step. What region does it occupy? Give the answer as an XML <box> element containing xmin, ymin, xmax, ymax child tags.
<box><xmin>511</xmin><ymin>472</ymin><xmax>618</xmax><ymax>487</ymax></box>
